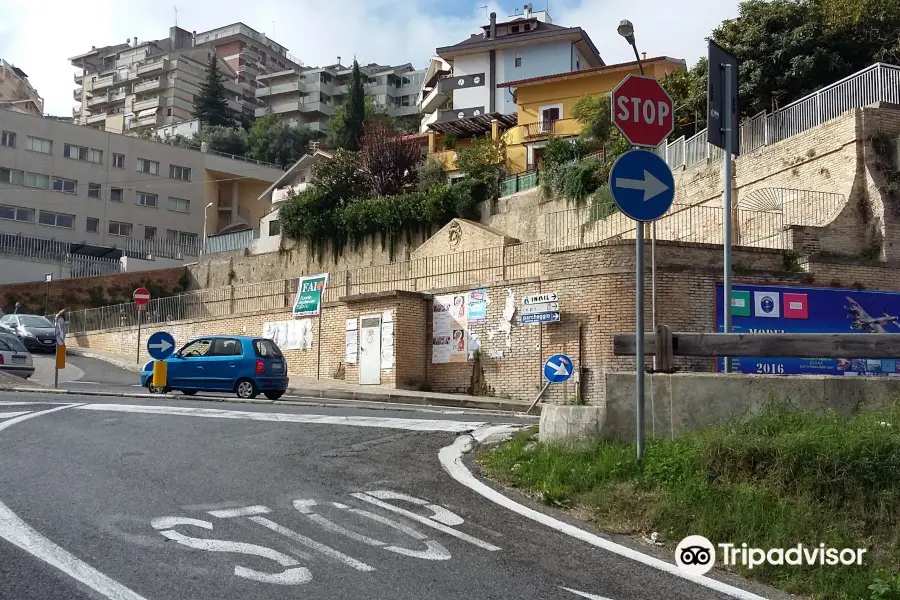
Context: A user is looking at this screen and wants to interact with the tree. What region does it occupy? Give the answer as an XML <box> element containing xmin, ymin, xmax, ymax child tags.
<box><xmin>456</xmin><ymin>134</ymin><xmax>507</xmax><ymax>195</ymax></box>
<box><xmin>327</xmin><ymin>97</ymin><xmax>396</xmax><ymax>150</ymax></box>
<box><xmin>246</xmin><ymin>114</ymin><xmax>320</xmax><ymax>167</ymax></box>
<box><xmin>661</xmin><ymin>59</ymin><xmax>708</xmax><ymax>140</ymax></box>
<box><xmin>359</xmin><ymin>123</ymin><xmax>423</xmax><ymax>196</ymax></box>
<box><xmin>195</xmin><ymin>125</ymin><xmax>247</xmax><ymax>156</ymax></box>
<box><xmin>572</xmin><ymin>94</ymin><xmax>614</xmax><ymax>144</ymax></box>
<box><xmin>329</xmin><ymin>59</ymin><xmax>367</xmax><ymax>151</ymax></box>
<box><xmin>311</xmin><ymin>149</ymin><xmax>371</xmax><ymax>205</ymax></box>
<box><xmin>193</xmin><ymin>54</ymin><xmax>231</xmax><ymax>127</ymax></box>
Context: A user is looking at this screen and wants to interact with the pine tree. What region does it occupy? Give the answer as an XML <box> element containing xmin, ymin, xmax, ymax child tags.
<box><xmin>344</xmin><ymin>59</ymin><xmax>366</xmax><ymax>151</ymax></box>
<box><xmin>193</xmin><ymin>54</ymin><xmax>231</xmax><ymax>127</ymax></box>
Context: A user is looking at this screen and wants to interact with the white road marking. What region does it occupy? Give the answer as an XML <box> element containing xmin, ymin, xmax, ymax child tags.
<box><xmin>249</xmin><ymin>516</ymin><xmax>375</xmax><ymax>572</ymax></box>
<box><xmin>352</xmin><ymin>492</ymin><xmax>501</xmax><ymax>552</ymax></box>
<box><xmin>0</xmin><ymin>411</ymin><xmax>32</xmax><ymax>419</ymax></box>
<box><xmin>0</xmin><ymin>404</ymin><xmax>150</xmax><ymax>600</ymax></box>
<box><xmin>560</xmin><ymin>586</ymin><xmax>616</xmax><ymax>600</ymax></box>
<box><xmin>440</xmin><ymin>429</ymin><xmax>771</xmax><ymax>600</ymax></box>
<box><xmin>208</xmin><ymin>505</ymin><xmax>272</xmax><ymax>518</ymax></box>
<box><xmin>0</xmin><ymin>401</ymin><xmax>70</xmax><ymax>406</ymax></box>
<box><xmin>365</xmin><ymin>489</ymin><xmax>465</xmax><ymax>526</ymax></box>
<box><xmin>75</xmin><ymin>403</ymin><xmax>491</xmax><ymax>432</ymax></box>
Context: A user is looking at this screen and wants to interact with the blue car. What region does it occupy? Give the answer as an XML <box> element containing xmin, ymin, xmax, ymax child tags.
<box><xmin>141</xmin><ymin>335</ymin><xmax>289</xmax><ymax>400</ymax></box>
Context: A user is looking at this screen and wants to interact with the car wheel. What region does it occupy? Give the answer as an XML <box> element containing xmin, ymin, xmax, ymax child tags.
<box><xmin>148</xmin><ymin>385</ymin><xmax>167</xmax><ymax>394</ymax></box>
<box><xmin>264</xmin><ymin>390</ymin><xmax>284</xmax><ymax>400</ymax></box>
<box><xmin>182</xmin><ymin>390</ymin><xmax>197</xmax><ymax>396</ymax></box>
<box><xmin>235</xmin><ymin>378</ymin><xmax>258</xmax><ymax>399</ymax></box>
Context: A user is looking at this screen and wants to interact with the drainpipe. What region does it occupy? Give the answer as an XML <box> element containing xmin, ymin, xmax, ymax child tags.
<box><xmin>489</xmin><ymin>12</ymin><xmax>496</xmax><ymax>113</ymax></box>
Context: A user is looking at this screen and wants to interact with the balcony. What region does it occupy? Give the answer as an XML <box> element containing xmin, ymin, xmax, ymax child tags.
<box><xmin>133</xmin><ymin>96</ymin><xmax>160</xmax><ymax>112</ymax></box>
<box><xmin>256</xmin><ymin>81</ymin><xmax>301</xmax><ymax>98</ymax></box>
<box><xmin>240</xmin><ymin>47</ymin><xmax>262</xmax><ymax>63</ymax></box>
<box><xmin>419</xmin><ymin>85</ymin><xmax>449</xmax><ymax>114</ymax></box>
<box><xmin>91</xmin><ymin>73</ymin><xmax>115</xmax><ymax>91</ymax></box>
<box><xmin>132</xmin><ymin>112</ymin><xmax>161</xmax><ymax>128</ymax></box>
<box><xmin>137</xmin><ymin>58</ymin><xmax>167</xmax><ymax>76</ymax></box>
<box><xmin>134</xmin><ymin>78</ymin><xmax>162</xmax><ymax>94</ymax></box>
<box><xmin>272</xmin><ymin>182</ymin><xmax>310</xmax><ymax>204</ymax></box>
<box><xmin>86</xmin><ymin>112</ymin><xmax>107</xmax><ymax>124</ymax></box>
<box><xmin>520</xmin><ymin>118</ymin><xmax>580</xmax><ymax>141</ymax></box>
<box><xmin>73</xmin><ymin>87</ymin><xmax>85</xmax><ymax>101</ymax></box>
<box><xmin>88</xmin><ymin>90</ymin><xmax>126</xmax><ymax>108</ymax></box>
<box><xmin>74</xmin><ymin>73</ymin><xmax>83</xmax><ymax>84</ymax></box>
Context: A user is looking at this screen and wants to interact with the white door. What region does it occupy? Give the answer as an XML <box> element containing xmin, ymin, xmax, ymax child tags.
<box><xmin>359</xmin><ymin>315</ymin><xmax>382</xmax><ymax>385</ymax></box>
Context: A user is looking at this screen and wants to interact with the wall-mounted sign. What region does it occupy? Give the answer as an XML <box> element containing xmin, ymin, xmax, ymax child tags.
<box><xmin>520</xmin><ymin>292</ymin><xmax>561</xmax><ymax>324</ymax></box>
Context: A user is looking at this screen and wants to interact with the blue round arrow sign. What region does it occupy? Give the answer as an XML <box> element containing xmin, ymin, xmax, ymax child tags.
<box><xmin>147</xmin><ymin>331</ymin><xmax>176</xmax><ymax>361</ymax></box>
<box><xmin>608</xmin><ymin>149</ymin><xmax>675</xmax><ymax>222</ymax></box>
<box><xmin>544</xmin><ymin>353</ymin><xmax>573</xmax><ymax>383</ymax></box>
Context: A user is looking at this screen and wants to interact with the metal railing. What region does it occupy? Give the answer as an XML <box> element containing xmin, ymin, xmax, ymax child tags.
<box><xmin>67</xmin><ymin>240</ymin><xmax>543</xmax><ymax>334</ymax></box>
<box><xmin>204</xmin><ymin>229</ymin><xmax>260</xmax><ymax>254</ymax></box>
<box><xmin>0</xmin><ymin>232</ymin><xmax>122</xmax><ymax>278</ymax></box>
<box><xmin>0</xmin><ymin>231</ymin><xmax>198</xmax><ymax>265</ymax></box>
<box><xmin>656</xmin><ymin>63</ymin><xmax>900</xmax><ymax>170</ymax></box>
<box><xmin>122</xmin><ymin>236</ymin><xmax>201</xmax><ymax>260</ymax></box>
<box><xmin>500</xmin><ymin>171</ymin><xmax>539</xmax><ymax>197</ymax></box>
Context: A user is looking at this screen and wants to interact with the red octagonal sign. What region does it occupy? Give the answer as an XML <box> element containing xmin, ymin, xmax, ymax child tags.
<box><xmin>610</xmin><ymin>74</ymin><xmax>674</xmax><ymax>148</ymax></box>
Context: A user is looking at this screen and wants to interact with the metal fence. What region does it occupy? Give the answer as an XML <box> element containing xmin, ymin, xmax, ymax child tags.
<box><xmin>67</xmin><ymin>240</ymin><xmax>543</xmax><ymax>334</ymax></box>
<box><xmin>0</xmin><ymin>232</ymin><xmax>122</xmax><ymax>277</ymax></box>
<box><xmin>204</xmin><ymin>229</ymin><xmax>260</xmax><ymax>255</ymax></box>
<box><xmin>500</xmin><ymin>171</ymin><xmax>539</xmax><ymax>197</ymax></box>
<box><xmin>122</xmin><ymin>236</ymin><xmax>201</xmax><ymax>259</ymax></box>
<box><xmin>656</xmin><ymin>62</ymin><xmax>900</xmax><ymax>170</ymax></box>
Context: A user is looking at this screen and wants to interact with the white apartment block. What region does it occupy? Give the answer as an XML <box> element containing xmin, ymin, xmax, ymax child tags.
<box><xmin>0</xmin><ymin>109</ymin><xmax>284</xmax><ymax>267</ymax></box>
<box><xmin>0</xmin><ymin>59</ymin><xmax>44</xmax><ymax>117</ymax></box>
<box><xmin>255</xmin><ymin>61</ymin><xmax>425</xmax><ymax>133</ymax></box>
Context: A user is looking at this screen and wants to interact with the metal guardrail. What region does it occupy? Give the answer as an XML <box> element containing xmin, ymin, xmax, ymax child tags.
<box><xmin>656</xmin><ymin>62</ymin><xmax>900</xmax><ymax>170</ymax></box>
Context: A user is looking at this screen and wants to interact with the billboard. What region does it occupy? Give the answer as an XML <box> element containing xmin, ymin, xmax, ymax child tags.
<box><xmin>715</xmin><ymin>282</ymin><xmax>900</xmax><ymax>376</ymax></box>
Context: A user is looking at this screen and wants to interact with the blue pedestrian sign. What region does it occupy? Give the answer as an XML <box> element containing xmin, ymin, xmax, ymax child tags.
<box><xmin>609</xmin><ymin>149</ymin><xmax>675</xmax><ymax>222</ymax></box>
<box><xmin>147</xmin><ymin>331</ymin><xmax>176</xmax><ymax>361</ymax></box>
<box><xmin>543</xmin><ymin>353</ymin><xmax>574</xmax><ymax>383</ymax></box>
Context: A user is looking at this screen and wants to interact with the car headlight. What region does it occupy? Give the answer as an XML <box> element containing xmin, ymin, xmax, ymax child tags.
<box><xmin>18</xmin><ymin>329</ymin><xmax>34</xmax><ymax>338</ymax></box>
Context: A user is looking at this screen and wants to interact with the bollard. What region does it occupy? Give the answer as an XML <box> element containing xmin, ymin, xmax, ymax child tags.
<box><xmin>152</xmin><ymin>360</ymin><xmax>167</xmax><ymax>389</ymax></box>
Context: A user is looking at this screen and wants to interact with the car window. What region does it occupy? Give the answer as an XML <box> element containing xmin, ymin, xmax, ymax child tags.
<box><xmin>210</xmin><ymin>338</ymin><xmax>242</xmax><ymax>357</ymax></box>
<box><xmin>0</xmin><ymin>334</ymin><xmax>25</xmax><ymax>352</ymax></box>
<box><xmin>0</xmin><ymin>315</ymin><xmax>13</xmax><ymax>324</ymax></box>
<box><xmin>254</xmin><ymin>339</ymin><xmax>284</xmax><ymax>359</ymax></box>
<box><xmin>180</xmin><ymin>339</ymin><xmax>211</xmax><ymax>358</ymax></box>
<box><xmin>18</xmin><ymin>315</ymin><xmax>52</xmax><ymax>327</ymax></box>
<box><xmin>0</xmin><ymin>338</ymin><xmax>11</xmax><ymax>352</ymax></box>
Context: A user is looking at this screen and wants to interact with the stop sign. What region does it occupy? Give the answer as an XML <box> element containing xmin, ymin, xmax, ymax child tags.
<box><xmin>610</xmin><ymin>74</ymin><xmax>675</xmax><ymax>148</ymax></box>
<box><xmin>133</xmin><ymin>287</ymin><xmax>151</xmax><ymax>306</ymax></box>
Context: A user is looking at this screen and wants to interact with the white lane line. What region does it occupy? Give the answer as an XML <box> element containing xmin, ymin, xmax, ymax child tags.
<box><xmin>0</xmin><ymin>411</ymin><xmax>32</xmax><ymax>420</ymax></box>
<box><xmin>560</xmin><ymin>586</ymin><xmax>616</xmax><ymax>600</ymax></box>
<box><xmin>208</xmin><ymin>505</ymin><xmax>272</xmax><ymax>518</ymax></box>
<box><xmin>439</xmin><ymin>430</ymin><xmax>772</xmax><ymax>600</ymax></box>
<box><xmin>0</xmin><ymin>401</ymin><xmax>70</xmax><ymax>406</ymax></box>
<box><xmin>74</xmin><ymin>403</ymin><xmax>491</xmax><ymax>433</ymax></box>
<box><xmin>0</xmin><ymin>404</ymin><xmax>150</xmax><ymax>600</ymax></box>
<box><xmin>248</xmin><ymin>516</ymin><xmax>374</xmax><ymax>572</ymax></box>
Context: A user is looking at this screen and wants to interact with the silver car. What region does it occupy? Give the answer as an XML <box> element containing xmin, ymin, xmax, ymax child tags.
<box><xmin>0</xmin><ymin>333</ymin><xmax>34</xmax><ymax>379</ymax></box>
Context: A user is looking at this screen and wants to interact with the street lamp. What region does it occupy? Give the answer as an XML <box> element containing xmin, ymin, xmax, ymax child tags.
<box><xmin>203</xmin><ymin>202</ymin><xmax>214</xmax><ymax>255</ymax></box>
<box><xmin>617</xmin><ymin>19</ymin><xmax>656</xmax><ymax>369</ymax></box>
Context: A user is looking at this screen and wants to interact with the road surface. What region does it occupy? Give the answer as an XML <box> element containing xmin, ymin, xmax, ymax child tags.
<box><xmin>0</xmin><ymin>393</ymin><xmax>787</xmax><ymax>600</ymax></box>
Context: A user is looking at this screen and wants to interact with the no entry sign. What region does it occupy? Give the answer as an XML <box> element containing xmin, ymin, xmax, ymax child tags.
<box><xmin>610</xmin><ymin>74</ymin><xmax>675</xmax><ymax>148</ymax></box>
<box><xmin>133</xmin><ymin>287</ymin><xmax>151</xmax><ymax>307</ymax></box>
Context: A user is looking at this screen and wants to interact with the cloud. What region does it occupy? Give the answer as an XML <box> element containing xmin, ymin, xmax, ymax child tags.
<box><xmin>0</xmin><ymin>0</ymin><xmax>739</xmax><ymax>117</ymax></box>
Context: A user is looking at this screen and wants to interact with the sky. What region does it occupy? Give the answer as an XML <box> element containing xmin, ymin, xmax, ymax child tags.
<box><xmin>0</xmin><ymin>0</ymin><xmax>741</xmax><ymax>117</ymax></box>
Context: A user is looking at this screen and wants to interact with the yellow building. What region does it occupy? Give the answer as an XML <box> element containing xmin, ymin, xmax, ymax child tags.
<box><xmin>499</xmin><ymin>56</ymin><xmax>685</xmax><ymax>174</ymax></box>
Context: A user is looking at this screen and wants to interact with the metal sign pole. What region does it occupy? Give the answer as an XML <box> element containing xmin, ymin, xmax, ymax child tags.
<box><xmin>636</xmin><ymin>223</ymin><xmax>646</xmax><ymax>460</ymax></box>
<box><xmin>136</xmin><ymin>310</ymin><xmax>143</xmax><ymax>365</ymax></box>
<box><xmin>722</xmin><ymin>62</ymin><xmax>734</xmax><ymax>373</ymax></box>
<box><xmin>651</xmin><ymin>222</ymin><xmax>657</xmax><ymax>369</ymax></box>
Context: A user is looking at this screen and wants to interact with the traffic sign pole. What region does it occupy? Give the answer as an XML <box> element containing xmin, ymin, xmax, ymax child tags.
<box><xmin>722</xmin><ymin>62</ymin><xmax>735</xmax><ymax>373</ymax></box>
<box><xmin>636</xmin><ymin>224</ymin><xmax>646</xmax><ymax>460</ymax></box>
<box><xmin>136</xmin><ymin>310</ymin><xmax>142</xmax><ymax>365</ymax></box>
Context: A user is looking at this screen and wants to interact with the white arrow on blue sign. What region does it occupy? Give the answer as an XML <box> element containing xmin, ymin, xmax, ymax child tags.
<box><xmin>543</xmin><ymin>353</ymin><xmax>573</xmax><ymax>383</ymax></box>
<box><xmin>609</xmin><ymin>149</ymin><xmax>675</xmax><ymax>223</ymax></box>
<box><xmin>147</xmin><ymin>331</ymin><xmax>176</xmax><ymax>361</ymax></box>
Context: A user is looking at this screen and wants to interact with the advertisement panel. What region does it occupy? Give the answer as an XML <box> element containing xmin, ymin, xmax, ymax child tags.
<box><xmin>715</xmin><ymin>282</ymin><xmax>900</xmax><ymax>376</ymax></box>
<box><xmin>293</xmin><ymin>273</ymin><xmax>328</xmax><ymax>317</ymax></box>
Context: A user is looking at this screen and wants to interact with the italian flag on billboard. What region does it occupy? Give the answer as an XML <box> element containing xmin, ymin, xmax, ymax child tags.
<box><xmin>293</xmin><ymin>273</ymin><xmax>329</xmax><ymax>317</ymax></box>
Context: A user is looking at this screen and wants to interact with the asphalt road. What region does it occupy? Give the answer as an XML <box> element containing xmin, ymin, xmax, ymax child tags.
<box><xmin>0</xmin><ymin>394</ymin><xmax>788</xmax><ymax>600</ymax></box>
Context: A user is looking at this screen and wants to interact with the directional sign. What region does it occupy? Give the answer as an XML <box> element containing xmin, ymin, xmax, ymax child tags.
<box><xmin>543</xmin><ymin>353</ymin><xmax>573</xmax><ymax>383</ymax></box>
<box><xmin>133</xmin><ymin>287</ymin><xmax>151</xmax><ymax>306</ymax></box>
<box><xmin>520</xmin><ymin>291</ymin><xmax>561</xmax><ymax>324</ymax></box>
<box><xmin>610</xmin><ymin>74</ymin><xmax>675</xmax><ymax>148</ymax></box>
<box><xmin>522</xmin><ymin>292</ymin><xmax>558</xmax><ymax>305</ymax></box>
<box><xmin>147</xmin><ymin>331</ymin><xmax>176</xmax><ymax>361</ymax></box>
<box><xmin>609</xmin><ymin>150</ymin><xmax>675</xmax><ymax>223</ymax></box>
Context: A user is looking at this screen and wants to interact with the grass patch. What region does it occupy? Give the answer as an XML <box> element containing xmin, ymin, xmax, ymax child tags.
<box><xmin>479</xmin><ymin>401</ymin><xmax>900</xmax><ymax>599</ymax></box>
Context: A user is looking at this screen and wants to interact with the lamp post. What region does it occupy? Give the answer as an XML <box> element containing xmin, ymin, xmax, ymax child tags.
<box><xmin>202</xmin><ymin>202</ymin><xmax>213</xmax><ymax>255</ymax></box>
<box><xmin>617</xmin><ymin>19</ymin><xmax>658</xmax><ymax>370</ymax></box>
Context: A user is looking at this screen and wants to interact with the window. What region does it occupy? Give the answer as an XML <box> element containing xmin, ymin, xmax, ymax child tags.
<box><xmin>136</xmin><ymin>158</ymin><xmax>159</xmax><ymax>175</ymax></box>
<box><xmin>86</xmin><ymin>217</ymin><xmax>100</xmax><ymax>233</ymax></box>
<box><xmin>511</xmin><ymin>25</ymin><xmax>520</xmax><ymax>33</ymax></box>
<box><xmin>166</xmin><ymin>108</ymin><xmax>172</xmax><ymax>117</ymax></box>
<box><xmin>144</xmin><ymin>226</ymin><xmax>157</xmax><ymax>239</ymax></box>
<box><xmin>25</xmin><ymin>172</ymin><xmax>49</xmax><ymax>189</ymax></box>
<box><xmin>1</xmin><ymin>131</ymin><xmax>15</xmax><ymax>148</ymax></box>
<box><xmin>88</xmin><ymin>183</ymin><xmax>102</xmax><ymax>198</ymax></box>
<box><xmin>26</xmin><ymin>136</ymin><xmax>52</xmax><ymax>154</ymax></box>
<box><xmin>167</xmin><ymin>197</ymin><xmax>190</xmax><ymax>213</ymax></box>
<box><xmin>0</xmin><ymin>204</ymin><xmax>34</xmax><ymax>223</ymax></box>
<box><xmin>136</xmin><ymin>192</ymin><xmax>158</xmax><ymax>207</ymax></box>
<box><xmin>0</xmin><ymin>168</ymin><xmax>24</xmax><ymax>185</ymax></box>
<box><xmin>268</xmin><ymin>220</ymin><xmax>281</xmax><ymax>237</ymax></box>
<box><xmin>108</xmin><ymin>221</ymin><xmax>133</xmax><ymax>237</ymax></box>
<box><xmin>112</xmin><ymin>153</ymin><xmax>125</xmax><ymax>168</ymax></box>
<box><xmin>110</xmin><ymin>187</ymin><xmax>124</xmax><ymax>202</ymax></box>
<box><xmin>254</xmin><ymin>338</ymin><xmax>283</xmax><ymax>358</ymax></box>
<box><xmin>167</xmin><ymin>229</ymin><xmax>198</xmax><ymax>246</ymax></box>
<box><xmin>539</xmin><ymin>104</ymin><xmax>562</xmax><ymax>132</ymax></box>
<box><xmin>179</xmin><ymin>339</ymin><xmax>211</xmax><ymax>358</ymax></box>
<box><xmin>38</xmin><ymin>210</ymin><xmax>75</xmax><ymax>229</ymax></box>
<box><xmin>514</xmin><ymin>53</ymin><xmax>522</xmax><ymax>68</ymax></box>
<box><xmin>52</xmin><ymin>177</ymin><xmax>77</xmax><ymax>194</ymax></box>
<box><xmin>64</xmin><ymin>144</ymin><xmax>103</xmax><ymax>163</ymax></box>
<box><xmin>211</xmin><ymin>338</ymin><xmax>243</xmax><ymax>357</ymax></box>
<box><xmin>169</xmin><ymin>164</ymin><xmax>191</xmax><ymax>181</ymax></box>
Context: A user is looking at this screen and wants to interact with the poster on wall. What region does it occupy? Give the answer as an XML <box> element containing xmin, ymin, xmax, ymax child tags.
<box><xmin>467</xmin><ymin>289</ymin><xmax>488</xmax><ymax>324</ymax></box>
<box><xmin>432</xmin><ymin>294</ymin><xmax>468</xmax><ymax>363</ymax></box>
<box><xmin>382</xmin><ymin>311</ymin><xmax>395</xmax><ymax>370</ymax></box>
<box><xmin>262</xmin><ymin>319</ymin><xmax>313</xmax><ymax>351</ymax></box>
<box><xmin>292</xmin><ymin>273</ymin><xmax>329</xmax><ymax>317</ymax></box>
<box><xmin>345</xmin><ymin>318</ymin><xmax>358</xmax><ymax>364</ymax></box>
<box><xmin>715</xmin><ymin>282</ymin><xmax>900</xmax><ymax>376</ymax></box>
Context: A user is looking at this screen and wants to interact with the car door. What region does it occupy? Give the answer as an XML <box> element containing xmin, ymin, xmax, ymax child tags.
<box><xmin>205</xmin><ymin>338</ymin><xmax>243</xmax><ymax>391</ymax></box>
<box><xmin>168</xmin><ymin>338</ymin><xmax>212</xmax><ymax>389</ymax></box>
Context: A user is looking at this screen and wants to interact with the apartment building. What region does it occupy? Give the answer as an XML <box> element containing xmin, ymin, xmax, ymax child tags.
<box><xmin>0</xmin><ymin>108</ymin><xmax>284</xmax><ymax>262</ymax></box>
<box><xmin>255</xmin><ymin>61</ymin><xmax>426</xmax><ymax>132</ymax></box>
<box><xmin>0</xmin><ymin>59</ymin><xmax>44</xmax><ymax>116</ymax></box>
<box><xmin>418</xmin><ymin>4</ymin><xmax>602</xmax><ymax>133</ymax></box>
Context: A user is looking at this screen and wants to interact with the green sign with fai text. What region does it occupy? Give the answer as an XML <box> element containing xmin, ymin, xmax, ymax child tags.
<box><xmin>293</xmin><ymin>273</ymin><xmax>329</xmax><ymax>317</ymax></box>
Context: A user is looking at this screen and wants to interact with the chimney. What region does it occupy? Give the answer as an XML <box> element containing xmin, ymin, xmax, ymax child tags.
<box><xmin>337</xmin><ymin>56</ymin><xmax>341</xmax><ymax>65</ymax></box>
<box><xmin>524</xmin><ymin>3</ymin><xmax>533</xmax><ymax>18</ymax></box>
<box><xmin>642</xmin><ymin>52</ymin><xmax>647</xmax><ymax>60</ymax></box>
<box><xmin>489</xmin><ymin>12</ymin><xmax>497</xmax><ymax>39</ymax></box>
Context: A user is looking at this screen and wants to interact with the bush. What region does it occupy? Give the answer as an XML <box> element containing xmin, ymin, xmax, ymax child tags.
<box><xmin>561</xmin><ymin>157</ymin><xmax>603</xmax><ymax>204</ymax></box>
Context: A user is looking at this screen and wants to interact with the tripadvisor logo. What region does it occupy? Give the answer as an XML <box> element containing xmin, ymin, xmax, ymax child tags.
<box><xmin>675</xmin><ymin>535</ymin><xmax>867</xmax><ymax>576</ymax></box>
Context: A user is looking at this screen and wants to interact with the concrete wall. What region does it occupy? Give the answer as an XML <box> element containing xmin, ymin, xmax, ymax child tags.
<box><xmin>0</xmin><ymin>256</ymin><xmax>73</xmax><ymax>285</ymax></box>
<box><xmin>602</xmin><ymin>372</ymin><xmax>900</xmax><ymax>441</ymax></box>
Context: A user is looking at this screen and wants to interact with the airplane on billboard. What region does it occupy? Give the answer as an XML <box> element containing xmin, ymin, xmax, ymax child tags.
<box><xmin>845</xmin><ymin>297</ymin><xmax>900</xmax><ymax>333</ymax></box>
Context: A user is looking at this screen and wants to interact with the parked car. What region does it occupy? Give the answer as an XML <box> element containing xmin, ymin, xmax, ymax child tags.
<box><xmin>0</xmin><ymin>314</ymin><xmax>57</xmax><ymax>352</ymax></box>
<box><xmin>141</xmin><ymin>335</ymin><xmax>289</xmax><ymax>400</ymax></box>
<box><xmin>0</xmin><ymin>333</ymin><xmax>34</xmax><ymax>379</ymax></box>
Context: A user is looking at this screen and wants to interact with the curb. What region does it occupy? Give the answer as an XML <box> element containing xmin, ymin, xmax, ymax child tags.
<box><xmin>66</xmin><ymin>348</ymin><xmax>143</xmax><ymax>373</ymax></box>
